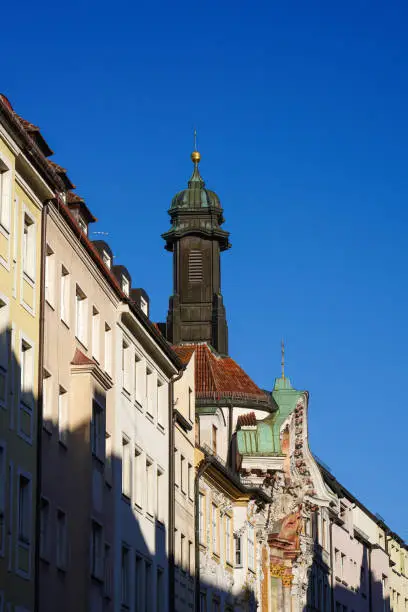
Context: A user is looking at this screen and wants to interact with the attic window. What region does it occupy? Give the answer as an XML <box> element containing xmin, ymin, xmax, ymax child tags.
<box><xmin>140</xmin><ymin>296</ymin><xmax>148</xmax><ymax>316</ymax></box>
<box><xmin>78</xmin><ymin>216</ymin><xmax>87</xmax><ymax>235</ymax></box>
<box><xmin>102</xmin><ymin>250</ymin><xmax>111</xmax><ymax>269</ymax></box>
<box><xmin>122</xmin><ymin>276</ymin><xmax>130</xmax><ymax>297</ymax></box>
<box><xmin>188</xmin><ymin>250</ymin><xmax>203</xmax><ymax>284</ymax></box>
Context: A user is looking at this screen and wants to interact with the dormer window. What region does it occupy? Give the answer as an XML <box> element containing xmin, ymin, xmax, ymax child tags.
<box><xmin>78</xmin><ymin>216</ymin><xmax>88</xmax><ymax>235</ymax></box>
<box><xmin>102</xmin><ymin>250</ymin><xmax>111</xmax><ymax>269</ymax></box>
<box><xmin>122</xmin><ymin>276</ymin><xmax>130</xmax><ymax>297</ymax></box>
<box><xmin>140</xmin><ymin>296</ymin><xmax>148</xmax><ymax>315</ymax></box>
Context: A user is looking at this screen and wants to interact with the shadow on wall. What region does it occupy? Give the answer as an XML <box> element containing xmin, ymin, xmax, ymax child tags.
<box><xmin>33</xmin><ymin>349</ymin><xmax>257</xmax><ymax>611</ymax></box>
<box><xmin>304</xmin><ymin>519</ymin><xmax>390</xmax><ymax>612</ymax></box>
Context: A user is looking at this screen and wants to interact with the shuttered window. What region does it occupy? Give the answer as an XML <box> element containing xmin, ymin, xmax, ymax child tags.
<box><xmin>188</xmin><ymin>250</ymin><xmax>203</xmax><ymax>283</ymax></box>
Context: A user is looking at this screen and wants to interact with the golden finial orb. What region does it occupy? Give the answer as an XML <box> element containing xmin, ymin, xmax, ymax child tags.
<box><xmin>191</xmin><ymin>150</ymin><xmax>201</xmax><ymax>164</ymax></box>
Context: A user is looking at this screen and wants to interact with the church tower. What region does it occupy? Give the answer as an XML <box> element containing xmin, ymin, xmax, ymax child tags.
<box><xmin>162</xmin><ymin>149</ymin><xmax>231</xmax><ymax>354</ymax></box>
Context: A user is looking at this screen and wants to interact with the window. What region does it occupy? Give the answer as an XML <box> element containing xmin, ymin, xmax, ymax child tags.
<box><xmin>77</xmin><ymin>215</ymin><xmax>87</xmax><ymax>235</ymax></box>
<box><xmin>211</xmin><ymin>504</ymin><xmax>218</xmax><ymax>555</ymax></box>
<box><xmin>145</xmin><ymin>561</ymin><xmax>152</xmax><ymax>612</ymax></box>
<box><xmin>335</xmin><ymin>549</ymin><xmax>340</xmax><ymax>575</ymax></box>
<box><xmin>92</xmin><ymin>307</ymin><xmax>100</xmax><ymax>362</ymax></box>
<box><xmin>212</xmin><ymin>425</ymin><xmax>217</xmax><ymax>455</ymax></box>
<box><xmin>157</xmin><ymin>379</ymin><xmax>166</xmax><ymax>428</ymax></box>
<box><xmin>60</xmin><ymin>266</ymin><xmax>70</xmax><ymax>325</ymax></box>
<box><xmin>21</xmin><ymin>339</ymin><xmax>34</xmax><ymax>407</ymax></box>
<box><xmin>381</xmin><ymin>575</ymin><xmax>387</xmax><ymax>612</ymax></box>
<box><xmin>102</xmin><ymin>250</ymin><xmax>111</xmax><ymax>269</ymax></box>
<box><xmin>134</xmin><ymin>447</ymin><xmax>143</xmax><ymax>508</ymax></box>
<box><xmin>90</xmin><ymin>520</ymin><xmax>103</xmax><ymax>580</ymax></box>
<box><xmin>45</xmin><ymin>245</ymin><xmax>55</xmax><ymax>306</ymax></box>
<box><xmin>157</xmin><ymin>468</ymin><xmax>164</xmax><ymax>522</ymax></box>
<box><xmin>305</xmin><ymin>516</ymin><xmax>311</xmax><ymax>536</ymax></box>
<box><xmin>121</xmin><ymin>544</ymin><xmax>130</xmax><ymax>606</ymax></box>
<box><xmin>23</xmin><ymin>213</ymin><xmax>35</xmax><ymax>280</ymax></box>
<box><xmin>0</xmin><ymin>156</ymin><xmax>11</xmax><ymax>231</ymax></box>
<box><xmin>0</xmin><ymin>445</ymin><xmax>5</xmax><ymax>545</ymax></box>
<box><xmin>104</xmin><ymin>323</ymin><xmax>112</xmax><ymax>376</ymax></box>
<box><xmin>0</xmin><ymin>299</ymin><xmax>9</xmax><ymax>406</ymax></box>
<box><xmin>200</xmin><ymin>592</ymin><xmax>207</xmax><ymax>612</ymax></box>
<box><xmin>341</xmin><ymin>553</ymin><xmax>345</xmax><ymax>579</ymax></box>
<box><xmin>40</xmin><ymin>498</ymin><xmax>50</xmax><ymax>561</ymax></box>
<box><xmin>58</xmin><ymin>386</ymin><xmax>68</xmax><ymax>446</ymax></box>
<box><xmin>146</xmin><ymin>368</ymin><xmax>154</xmax><ymax>418</ymax></box>
<box><xmin>188</xmin><ymin>386</ymin><xmax>193</xmax><ymax>421</ymax></box>
<box><xmin>56</xmin><ymin>509</ymin><xmax>67</xmax><ymax>569</ymax></box>
<box><xmin>212</xmin><ymin>598</ymin><xmax>220</xmax><ymax>612</ymax></box>
<box><xmin>42</xmin><ymin>370</ymin><xmax>52</xmax><ymax>427</ymax></box>
<box><xmin>188</xmin><ymin>540</ymin><xmax>193</xmax><ymax>575</ymax></box>
<box><xmin>225</xmin><ymin>515</ymin><xmax>232</xmax><ymax>564</ymax></box>
<box><xmin>188</xmin><ymin>250</ymin><xmax>203</xmax><ymax>283</ymax></box>
<box><xmin>91</xmin><ymin>400</ymin><xmax>104</xmax><ymax>461</ymax></box>
<box><xmin>199</xmin><ymin>493</ymin><xmax>205</xmax><ymax>543</ymax></box>
<box><xmin>140</xmin><ymin>296</ymin><xmax>148</xmax><ymax>315</ymax></box>
<box><xmin>105</xmin><ymin>433</ymin><xmax>112</xmax><ymax>485</ymax></box>
<box><xmin>157</xmin><ymin>568</ymin><xmax>164</xmax><ymax>612</ymax></box>
<box><xmin>146</xmin><ymin>458</ymin><xmax>153</xmax><ymax>516</ymax></box>
<box><xmin>180</xmin><ymin>533</ymin><xmax>186</xmax><ymax>571</ymax></box>
<box><xmin>248</xmin><ymin>524</ymin><xmax>255</xmax><ymax>570</ymax></box>
<box><xmin>20</xmin><ymin>339</ymin><xmax>34</xmax><ymax>440</ymax></box>
<box><xmin>122</xmin><ymin>340</ymin><xmax>131</xmax><ymax>392</ymax></box>
<box><xmin>122</xmin><ymin>437</ymin><xmax>131</xmax><ymax>499</ymax></box>
<box><xmin>235</xmin><ymin>535</ymin><xmax>242</xmax><ymax>566</ymax></box>
<box><xmin>135</xmin><ymin>555</ymin><xmax>143</xmax><ymax>610</ymax></box>
<box><xmin>322</xmin><ymin>517</ymin><xmax>327</xmax><ymax>549</ymax></box>
<box><xmin>188</xmin><ymin>463</ymin><xmax>193</xmax><ymax>500</ymax></box>
<box><xmin>104</xmin><ymin>543</ymin><xmax>112</xmax><ymax>598</ymax></box>
<box><xmin>122</xmin><ymin>276</ymin><xmax>130</xmax><ymax>296</ymax></box>
<box><xmin>181</xmin><ymin>455</ymin><xmax>185</xmax><ymax>494</ymax></box>
<box><xmin>75</xmin><ymin>285</ymin><xmax>88</xmax><ymax>345</ymax></box>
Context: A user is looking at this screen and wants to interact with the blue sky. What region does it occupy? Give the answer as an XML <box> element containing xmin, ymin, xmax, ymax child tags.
<box><xmin>3</xmin><ymin>0</ymin><xmax>407</xmax><ymax>537</ymax></box>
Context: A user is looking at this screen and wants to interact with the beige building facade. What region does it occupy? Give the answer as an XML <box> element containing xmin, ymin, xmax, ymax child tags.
<box><xmin>173</xmin><ymin>351</ymin><xmax>195</xmax><ymax>611</ymax></box>
<box><xmin>39</xmin><ymin>195</ymin><xmax>121</xmax><ymax>612</ymax></box>
<box><xmin>0</xmin><ymin>94</ymin><xmax>65</xmax><ymax>612</ymax></box>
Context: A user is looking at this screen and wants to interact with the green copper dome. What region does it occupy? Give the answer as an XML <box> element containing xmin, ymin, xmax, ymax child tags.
<box><xmin>170</xmin><ymin>161</ymin><xmax>222</xmax><ymax>211</ymax></box>
<box><xmin>162</xmin><ymin>151</ymin><xmax>231</xmax><ymax>252</ymax></box>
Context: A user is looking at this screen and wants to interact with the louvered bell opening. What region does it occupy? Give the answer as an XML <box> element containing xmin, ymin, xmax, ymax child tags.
<box><xmin>188</xmin><ymin>250</ymin><xmax>203</xmax><ymax>284</ymax></box>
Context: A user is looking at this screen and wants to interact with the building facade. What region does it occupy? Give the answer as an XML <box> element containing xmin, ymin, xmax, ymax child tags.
<box><xmin>0</xmin><ymin>94</ymin><xmax>66</xmax><ymax>612</ymax></box>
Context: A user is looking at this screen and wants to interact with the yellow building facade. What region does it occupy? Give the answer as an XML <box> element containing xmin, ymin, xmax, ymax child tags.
<box><xmin>0</xmin><ymin>96</ymin><xmax>62</xmax><ymax>612</ymax></box>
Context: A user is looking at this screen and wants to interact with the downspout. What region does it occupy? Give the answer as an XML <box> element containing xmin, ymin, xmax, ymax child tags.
<box><xmin>195</xmin><ymin>458</ymin><xmax>211</xmax><ymax>612</ymax></box>
<box><xmin>34</xmin><ymin>200</ymin><xmax>49</xmax><ymax>612</ymax></box>
<box><xmin>329</xmin><ymin>518</ymin><xmax>335</xmax><ymax>612</ymax></box>
<box><xmin>168</xmin><ymin>369</ymin><xmax>184</xmax><ymax>612</ymax></box>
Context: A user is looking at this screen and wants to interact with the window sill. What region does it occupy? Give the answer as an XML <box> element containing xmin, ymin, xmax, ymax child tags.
<box><xmin>134</xmin><ymin>503</ymin><xmax>143</xmax><ymax>515</ymax></box>
<box><xmin>75</xmin><ymin>336</ymin><xmax>88</xmax><ymax>352</ymax></box>
<box><xmin>42</xmin><ymin>423</ymin><xmax>52</xmax><ymax>435</ymax></box>
<box><xmin>92</xmin><ymin>453</ymin><xmax>104</xmax><ymax>467</ymax></box>
<box><xmin>23</xmin><ymin>271</ymin><xmax>35</xmax><ymax>287</ymax></box>
<box><xmin>40</xmin><ymin>554</ymin><xmax>50</xmax><ymax>565</ymax></box>
<box><xmin>156</xmin><ymin>518</ymin><xmax>165</xmax><ymax>529</ymax></box>
<box><xmin>146</xmin><ymin>412</ymin><xmax>154</xmax><ymax>423</ymax></box>
<box><xmin>157</xmin><ymin>423</ymin><xmax>165</xmax><ymax>434</ymax></box>
<box><xmin>57</xmin><ymin>565</ymin><xmax>67</xmax><ymax>574</ymax></box>
<box><xmin>91</xmin><ymin>572</ymin><xmax>104</xmax><ymax>584</ymax></box>
<box><xmin>0</xmin><ymin>223</ymin><xmax>10</xmax><ymax>239</ymax></box>
<box><xmin>121</xmin><ymin>493</ymin><xmax>131</xmax><ymax>505</ymax></box>
<box><xmin>122</xmin><ymin>388</ymin><xmax>131</xmax><ymax>398</ymax></box>
<box><xmin>134</xmin><ymin>400</ymin><xmax>143</xmax><ymax>413</ymax></box>
<box><xmin>146</xmin><ymin>512</ymin><xmax>155</xmax><ymax>524</ymax></box>
<box><xmin>248</xmin><ymin>567</ymin><xmax>256</xmax><ymax>575</ymax></box>
<box><xmin>211</xmin><ymin>553</ymin><xmax>220</xmax><ymax>564</ymax></box>
<box><xmin>61</xmin><ymin>318</ymin><xmax>70</xmax><ymax>330</ymax></box>
<box><xmin>45</xmin><ymin>299</ymin><xmax>55</xmax><ymax>311</ymax></box>
<box><xmin>58</xmin><ymin>439</ymin><xmax>68</xmax><ymax>450</ymax></box>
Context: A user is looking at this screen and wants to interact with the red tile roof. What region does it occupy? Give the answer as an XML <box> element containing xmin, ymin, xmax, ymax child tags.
<box><xmin>71</xmin><ymin>348</ymin><xmax>96</xmax><ymax>366</ymax></box>
<box><xmin>237</xmin><ymin>412</ymin><xmax>257</xmax><ymax>428</ymax></box>
<box><xmin>173</xmin><ymin>344</ymin><xmax>270</xmax><ymax>406</ymax></box>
